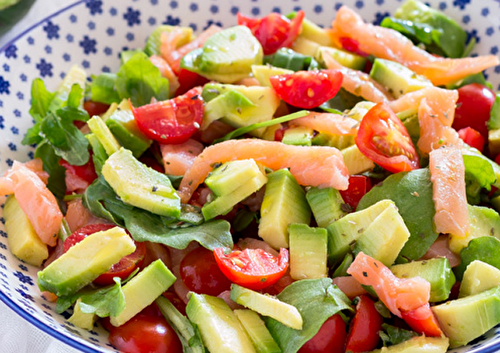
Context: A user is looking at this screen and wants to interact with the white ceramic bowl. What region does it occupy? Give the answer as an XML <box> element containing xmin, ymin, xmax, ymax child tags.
<box><xmin>1</xmin><ymin>0</ymin><xmax>500</xmax><ymax>352</ymax></box>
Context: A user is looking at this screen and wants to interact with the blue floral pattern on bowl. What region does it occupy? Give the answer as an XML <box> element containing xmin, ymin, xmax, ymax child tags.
<box><xmin>1</xmin><ymin>0</ymin><xmax>500</xmax><ymax>352</ymax></box>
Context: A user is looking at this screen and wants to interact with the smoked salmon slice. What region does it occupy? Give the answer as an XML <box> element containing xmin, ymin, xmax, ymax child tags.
<box><xmin>160</xmin><ymin>138</ymin><xmax>204</xmax><ymax>176</ymax></box>
<box><xmin>429</xmin><ymin>146</ymin><xmax>469</xmax><ymax>238</ymax></box>
<box><xmin>149</xmin><ymin>55</ymin><xmax>180</xmax><ymax>95</ymax></box>
<box><xmin>330</xmin><ymin>6</ymin><xmax>499</xmax><ymax>86</ymax></box>
<box><xmin>177</xmin><ymin>139</ymin><xmax>349</xmax><ymax>203</ymax></box>
<box><xmin>289</xmin><ymin>112</ymin><xmax>359</xmax><ymax>136</ymax></box>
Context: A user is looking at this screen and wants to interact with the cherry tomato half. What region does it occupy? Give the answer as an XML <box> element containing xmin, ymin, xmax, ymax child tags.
<box><xmin>355</xmin><ymin>102</ymin><xmax>420</xmax><ymax>173</ymax></box>
<box><xmin>340</xmin><ymin>175</ymin><xmax>372</xmax><ymax>210</ymax></box>
<box><xmin>298</xmin><ymin>314</ymin><xmax>346</xmax><ymax>353</ymax></box>
<box><xmin>131</xmin><ymin>87</ymin><xmax>203</xmax><ymax>144</ymax></box>
<box><xmin>457</xmin><ymin>126</ymin><xmax>485</xmax><ymax>152</ymax></box>
<box><xmin>63</xmin><ymin>224</ymin><xmax>146</xmax><ymax>286</ymax></box>
<box><xmin>452</xmin><ymin>83</ymin><xmax>495</xmax><ymax>139</ymax></box>
<box><xmin>345</xmin><ymin>295</ymin><xmax>383</xmax><ymax>353</ymax></box>
<box><xmin>237</xmin><ymin>11</ymin><xmax>304</xmax><ymax>55</ymax></box>
<box><xmin>83</xmin><ymin>101</ymin><xmax>110</xmax><ymax>117</ymax></box>
<box><xmin>180</xmin><ymin>247</ymin><xmax>232</xmax><ymax>296</ymax></box>
<box><xmin>59</xmin><ymin>155</ymin><xmax>98</xmax><ymax>185</ymax></box>
<box><xmin>213</xmin><ymin>247</ymin><xmax>289</xmax><ymax>290</ymax></box>
<box><xmin>401</xmin><ymin>303</ymin><xmax>443</xmax><ymax>337</ymax></box>
<box><xmin>108</xmin><ymin>314</ymin><xmax>182</xmax><ymax>353</ymax></box>
<box><xmin>270</xmin><ymin>69</ymin><xmax>343</xmax><ymax>109</ymax></box>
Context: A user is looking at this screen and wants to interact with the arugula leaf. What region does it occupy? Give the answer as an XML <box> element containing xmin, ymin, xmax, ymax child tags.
<box><xmin>86</xmin><ymin>133</ymin><xmax>108</xmax><ymax>175</ymax></box>
<box><xmin>29</xmin><ymin>78</ymin><xmax>56</xmax><ymax>121</ymax></box>
<box><xmin>320</xmin><ymin>88</ymin><xmax>364</xmax><ymax>113</ymax></box>
<box><xmin>463</xmin><ymin>154</ymin><xmax>496</xmax><ymax>204</ymax></box>
<box><xmin>265</xmin><ymin>278</ymin><xmax>352</xmax><ymax>353</ymax></box>
<box><xmin>77</xmin><ymin>278</ymin><xmax>125</xmax><ymax>317</ymax></box>
<box><xmin>34</xmin><ymin>141</ymin><xmax>67</xmax><ymax>198</ymax></box>
<box><xmin>264</xmin><ymin>48</ymin><xmax>320</xmax><ymax>71</ymax></box>
<box><xmin>82</xmin><ymin>175</ymin><xmax>122</xmax><ymax>223</ymax></box>
<box><xmin>115</xmin><ymin>52</ymin><xmax>169</xmax><ymax>107</ymax></box>
<box><xmin>379</xmin><ymin>323</ymin><xmax>418</xmax><ymax>347</ymax></box>
<box><xmin>91</xmin><ymin>73</ymin><xmax>120</xmax><ymax>105</ymax></box>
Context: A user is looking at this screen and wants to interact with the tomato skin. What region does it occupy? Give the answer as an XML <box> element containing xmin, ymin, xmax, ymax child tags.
<box><xmin>355</xmin><ymin>102</ymin><xmax>420</xmax><ymax>173</ymax></box>
<box><xmin>162</xmin><ymin>291</ymin><xmax>187</xmax><ymax>316</ymax></box>
<box><xmin>63</xmin><ymin>224</ymin><xmax>146</xmax><ymax>286</ymax></box>
<box><xmin>340</xmin><ymin>175</ymin><xmax>372</xmax><ymax>210</ymax></box>
<box><xmin>345</xmin><ymin>295</ymin><xmax>383</xmax><ymax>353</ymax></box>
<box><xmin>108</xmin><ymin>314</ymin><xmax>182</xmax><ymax>353</ymax></box>
<box><xmin>457</xmin><ymin>127</ymin><xmax>485</xmax><ymax>152</ymax></box>
<box><xmin>339</xmin><ymin>37</ymin><xmax>369</xmax><ymax>57</ymax></box>
<box><xmin>237</xmin><ymin>11</ymin><xmax>304</xmax><ymax>55</ymax></box>
<box><xmin>83</xmin><ymin>101</ymin><xmax>110</xmax><ymax>117</ymax></box>
<box><xmin>401</xmin><ymin>303</ymin><xmax>443</xmax><ymax>337</ymax></box>
<box><xmin>298</xmin><ymin>314</ymin><xmax>346</xmax><ymax>353</ymax></box>
<box><xmin>175</xmin><ymin>69</ymin><xmax>209</xmax><ymax>96</ymax></box>
<box><xmin>180</xmin><ymin>247</ymin><xmax>232</xmax><ymax>296</ymax></box>
<box><xmin>213</xmin><ymin>247</ymin><xmax>289</xmax><ymax>290</ymax></box>
<box><xmin>452</xmin><ymin>83</ymin><xmax>495</xmax><ymax>139</ymax></box>
<box><xmin>59</xmin><ymin>156</ymin><xmax>98</xmax><ymax>185</ymax></box>
<box><xmin>131</xmin><ymin>87</ymin><xmax>203</xmax><ymax>144</ymax></box>
<box><xmin>270</xmin><ymin>70</ymin><xmax>343</xmax><ymax>109</ymax></box>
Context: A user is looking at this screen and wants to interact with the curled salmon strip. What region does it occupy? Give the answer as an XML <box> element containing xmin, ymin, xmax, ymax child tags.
<box><xmin>177</xmin><ymin>139</ymin><xmax>349</xmax><ymax>203</ymax></box>
<box><xmin>330</xmin><ymin>6</ymin><xmax>499</xmax><ymax>86</ymax></box>
<box><xmin>429</xmin><ymin>146</ymin><xmax>469</xmax><ymax>238</ymax></box>
<box><xmin>149</xmin><ymin>55</ymin><xmax>180</xmax><ymax>95</ymax></box>
<box><xmin>322</xmin><ymin>52</ymin><xmax>393</xmax><ymax>103</ymax></box>
<box><xmin>289</xmin><ymin>111</ymin><xmax>359</xmax><ymax>136</ymax></box>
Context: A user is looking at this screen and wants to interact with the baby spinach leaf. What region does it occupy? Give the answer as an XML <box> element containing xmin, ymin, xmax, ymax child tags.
<box><xmin>29</xmin><ymin>78</ymin><xmax>56</xmax><ymax>121</ymax></box>
<box><xmin>463</xmin><ymin>154</ymin><xmax>496</xmax><ymax>204</ymax></box>
<box><xmin>455</xmin><ymin>236</ymin><xmax>500</xmax><ymax>280</ymax></box>
<box><xmin>380</xmin><ymin>323</ymin><xmax>418</xmax><ymax>347</ymax></box>
<box><xmin>77</xmin><ymin>278</ymin><xmax>125</xmax><ymax>317</ymax></box>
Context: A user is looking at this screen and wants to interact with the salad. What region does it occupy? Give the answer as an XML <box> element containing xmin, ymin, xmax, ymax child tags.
<box><xmin>2</xmin><ymin>0</ymin><xmax>500</xmax><ymax>352</ymax></box>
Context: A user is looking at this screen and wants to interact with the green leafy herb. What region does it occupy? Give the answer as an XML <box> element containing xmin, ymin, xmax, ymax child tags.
<box><xmin>455</xmin><ymin>236</ymin><xmax>500</xmax><ymax>280</ymax></box>
<box><xmin>463</xmin><ymin>154</ymin><xmax>496</xmax><ymax>204</ymax></box>
<box><xmin>90</xmin><ymin>73</ymin><xmax>120</xmax><ymax>105</ymax></box>
<box><xmin>379</xmin><ymin>323</ymin><xmax>418</xmax><ymax>347</ymax></box>
<box><xmin>264</xmin><ymin>48</ymin><xmax>320</xmax><ymax>71</ymax></box>
<box><xmin>320</xmin><ymin>88</ymin><xmax>364</xmax><ymax>113</ymax></box>
<box><xmin>488</xmin><ymin>93</ymin><xmax>500</xmax><ymax>130</ymax></box>
<box><xmin>34</xmin><ymin>141</ymin><xmax>67</xmax><ymax>198</ymax></box>
<box><xmin>29</xmin><ymin>78</ymin><xmax>56</xmax><ymax>122</ymax></box>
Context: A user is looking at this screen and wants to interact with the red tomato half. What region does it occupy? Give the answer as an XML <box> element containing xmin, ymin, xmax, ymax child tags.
<box><xmin>458</xmin><ymin>126</ymin><xmax>485</xmax><ymax>152</ymax></box>
<box><xmin>59</xmin><ymin>155</ymin><xmax>98</xmax><ymax>185</ymax></box>
<box><xmin>108</xmin><ymin>314</ymin><xmax>182</xmax><ymax>353</ymax></box>
<box><xmin>270</xmin><ymin>69</ymin><xmax>343</xmax><ymax>109</ymax></box>
<box><xmin>213</xmin><ymin>247</ymin><xmax>289</xmax><ymax>290</ymax></box>
<box><xmin>340</xmin><ymin>175</ymin><xmax>372</xmax><ymax>210</ymax></box>
<box><xmin>355</xmin><ymin>102</ymin><xmax>420</xmax><ymax>173</ymax></box>
<box><xmin>237</xmin><ymin>11</ymin><xmax>304</xmax><ymax>55</ymax></box>
<box><xmin>452</xmin><ymin>83</ymin><xmax>495</xmax><ymax>139</ymax></box>
<box><xmin>345</xmin><ymin>295</ymin><xmax>383</xmax><ymax>353</ymax></box>
<box><xmin>175</xmin><ymin>68</ymin><xmax>209</xmax><ymax>96</ymax></box>
<box><xmin>63</xmin><ymin>224</ymin><xmax>146</xmax><ymax>286</ymax></box>
<box><xmin>298</xmin><ymin>314</ymin><xmax>346</xmax><ymax>353</ymax></box>
<box><xmin>401</xmin><ymin>303</ymin><xmax>443</xmax><ymax>337</ymax></box>
<box><xmin>131</xmin><ymin>87</ymin><xmax>203</xmax><ymax>144</ymax></box>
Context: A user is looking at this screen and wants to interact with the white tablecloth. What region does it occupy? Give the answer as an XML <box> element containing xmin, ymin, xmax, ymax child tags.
<box><xmin>1</xmin><ymin>3</ymin><xmax>82</xmax><ymax>351</ymax></box>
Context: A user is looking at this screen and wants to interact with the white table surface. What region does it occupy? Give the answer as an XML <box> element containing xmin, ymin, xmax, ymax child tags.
<box><xmin>1</xmin><ymin>3</ymin><xmax>84</xmax><ymax>352</ymax></box>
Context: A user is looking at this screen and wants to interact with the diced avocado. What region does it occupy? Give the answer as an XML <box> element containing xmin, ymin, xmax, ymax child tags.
<box><xmin>487</xmin><ymin>93</ymin><xmax>500</xmax><ymax>130</ymax></box>
<box><xmin>354</xmin><ymin>204</ymin><xmax>411</xmax><ymax>266</ymax></box>
<box><xmin>306</xmin><ymin>187</ymin><xmax>347</xmax><ymax>228</ymax></box>
<box><xmin>432</xmin><ymin>286</ymin><xmax>500</xmax><ymax>348</ymax></box>
<box><xmin>251</xmin><ymin>65</ymin><xmax>293</xmax><ymax>88</ymax></box>
<box><xmin>234</xmin><ymin>309</ymin><xmax>282</xmax><ymax>353</ymax></box>
<box><xmin>263</xmin><ymin>48</ymin><xmax>319</xmax><ymax>72</ymax></box>
<box><xmin>449</xmin><ymin>205</ymin><xmax>500</xmax><ymax>254</ymax></box>
<box><xmin>205</xmin><ymin>159</ymin><xmax>265</xmax><ymax>197</ymax></box>
<box><xmin>181</xmin><ymin>26</ymin><xmax>263</xmax><ymax>83</ymax></box>
<box><xmin>289</xmin><ymin>224</ymin><xmax>328</xmax><ymax>280</ymax></box>
<box><xmin>488</xmin><ymin>128</ymin><xmax>500</xmax><ymax>158</ymax></box>
<box><xmin>312</xmin><ymin>133</ymin><xmax>354</xmax><ymax>150</ymax></box>
<box><xmin>341</xmin><ymin>144</ymin><xmax>375</xmax><ymax>175</ymax></box>
<box><xmin>391</xmin><ymin>258</ymin><xmax>456</xmax><ymax>302</ymax></box>
<box><xmin>291</xmin><ymin>36</ymin><xmax>320</xmax><ymax>57</ymax></box>
<box><xmin>261</xmin><ymin>123</ymin><xmax>283</xmax><ymax>141</ymax></box>
<box><xmin>326</xmin><ymin>199</ymin><xmax>393</xmax><ymax>265</ymax></box>
<box><xmin>259</xmin><ymin>169</ymin><xmax>311</xmax><ymax>249</ymax></box>
<box><xmin>346</xmin><ymin>101</ymin><xmax>376</xmax><ymax>121</ymax></box>
<box><xmin>370</xmin><ymin>336</ymin><xmax>449</xmax><ymax>353</ymax></box>
<box><xmin>101</xmin><ymin>102</ymin><xmax>118</xmax><ymax>121</ymax></box>
<box><xmin>202</xmin><ymin>172</ymin><xmax>267</xmax><ymax>221</ymax></box>
<box><xmin>460</xmin><ymin>260</ymin><xmax>500</xmax><ymax>297</ymax></box>
<box><xmin>68</xmin><ymin>298</ymin><xmax>97</xmax><ymax>330</ymax></box>
<box><xmin>4</xmin><ymin>195</ymin><xmax>48</xmax><ymax>266</ymax></box>
<box><xmin>286</xmin><ymin>13</ymin><xmax>333</xmax><ymax>46</ymax></box>
<box><xmin>402</xmin><ymin>113</ymin><xmax>420</xmax><ymax>147</ymax></box>
<box><xmin>144</xmin><ymin>25</ymin><xmax>193</xmax><ymax>56</ymax></box>
<box><xmin>49</xmin><ymin>64</ymin><xmax>86</xmax><ymax>111</ymax></box>
<box><xmin>102</xmin><ymin>148</ymin><xmax>181</xmax><ymax>218</ymax></box>
<box><xmin>110</xmin><ymin>259</ymin><xmax>176</xmax><ymax>326</ymax></box>
<box><xmin>186</xmin><ymin>292</ymin><xmax>257</xmax><ymax>353</ymax></box>
<box><xmin>38</xmin><ymin>227</ymin><xmax>135</xmax><ymax>296</ymax></box>
<box><xmin>230</xmin><ymin>284</ymin><xmax>303</xmax><ymax>330</ymax></box>
<box><xmin>282</xmin><ymin>126</ymin><xmax>314</xmax><ymax>146</ymax></box>
<box><xmin>370</xmin><ymin>58</ymin><xmax>432</xmax><ymax>99</ymax></box>
<box><xmin>202</xmin><ymin>84</ymin><xmax>280</xmax><ymax>137</ymax></box>
<box><xmin>87</xmin><ymin>115</ymin><xmax>121</xmax><ymax>156</ymax></box>
<box><xmin>105</xmin><ymin>100</ymin><xmax>152</xmax><ymax>158</ymax></box>
<box><xmin>316</xmin><ymin>46</ymin><xmax>367</xmax><ymax>71</ymax></box>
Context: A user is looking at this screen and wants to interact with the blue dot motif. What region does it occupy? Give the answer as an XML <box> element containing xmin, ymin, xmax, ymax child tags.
<box><xmin>163</xmin><ymin>15</ymin><xmax>180</xmax><ymax>26</ymax></box>
<box><xmin>126</xmin><ymin>32</ymin><xmax>134</xmax><ymax>41</ymax></box>
<box><xmin>4</xmin><ymin>45</ymin><xmax>17</xmax><ymax>59</ymax></box>
<box><xmin>230</xmin><ymin>6</ymin><xmax>239</xmax><ymax>15</ymax></box>
<box><xmin>66</xmin><ymin>34</ymin><xmax>74</xmax><ymax>43</ymax></box>
<box><xmin>69</xmin><ymin>14</ymin><xmax>77</xmax><ymax>23</ymax></box>
<box><xmin>8</xmin><ymin>142</ymin><xmax>16</xmax><ymax>151</ymax></box>
<box><xmin>251</xmin><ymin>7</ymin><xmax>260</xmax><ymax>16</ymax></box>
<box><xmin>210</xmin><ymin>5</ymin><xmax>219</xmax><ymax>14</ymax></box>
<box><xmin>189</xmin><ymin>3</ymin><xmax>198</xmax><ymax>12</ymax></box>
<box><xmin>314</xmin><ymin>5</ymin><xmax>323</xmax><ymax>13</ymax></box>
<box><xmin>0</xmin><ymin>76</ymin><xmax>11</xmax><ymax>94</ymax></box>
<box><xmin>486</xmin><ymin>27</ymin><xmax>494</xmax><ymax>36</ymax></box>
<box><xmin>16</xmin><ymin>92</ymin><xmax>23</xmax><ymax>100</ymax></box>
<box><xmin>272</xmin><ymin>7</ymin><xmax>281</xmax><ymax>13</ymax></box>
<box><xmin>123</xmin><ymin>7</ymin><xmax>141</xmax><ymax>26</ymax></box>
<box><xmin>148</xmin><ymin>17</ymin><xmax>156</xmax><ymax>25</ymax></box>
<box><xmin>491</xmin><ymin>46</ymin><xmax>499</xmax><ymax>55</ymax></box>
<box><xmin>355</xmin><ymin>1</ymin><xmax>364</xmax><ymax>9</ymax></box>
<box><xmin>109</xmin><ymin>7</ymin><xmax>117</xmax><ymax>16</ymax></box>
<box><xmin>85</xmin><ymin>0</ymin><xmax>103</xmax><ymax>15</ymax></box>
<box><xmin>88</xmin><ymin>21</ymin><xmax>96</xmax><ymax>30</ymax></box>
<box><xmin>44</xmin><ymin>45</ymin><xmax>52</xmax><ymax>54</ymax></box>
<box><xmin>481</xmin><ymin>8</ymin><xmax>489</xmax><ymax>16</ymax></box>
<box><xmin>462</xmin><ymin>15</ymin><xmax>470</xmax><ymax>24</ymax></box>
<box><xmin>453</xmin><ymin>0</ymin><xmax>470</xmax><ymax>9</ymax></box>
<box><xmin>13</xmin><ymin>109</ymin><xmax>21</xmax><ymax>118</ymax></box>
<box><xmin>79</xmin><ymin>35</ymin><xmax>97</xmax><ymax>54</ymax></box>
<box><xmin>20</xmin><ymin>74</ymin><xmax>27</xmax><ymax>82</ymax></box>
<box><xmin>36</xmin><ymin>59</ymin><xmax>53</xmax><ymax>77</ymax></box>
<box><xmin>106</xmin><ymin>27</ymin><xmax>115</xmax><ymax>36</ymax></box>
<box><xmin>63</xmin><ymin>53</ymin><xmax>71</xmax><ymax>62</ymax></box>
<box><xmin>170</xmin><ymin>1</ymin><xmax>178</xmax><ymax>9</ymax></box>
<box><xmin>11</xmin><ymin>126</ymin><xmax>19</xmax><ymax>135</ymax></box>
<box><xmin>82</xmin><ymin>60</ymin><xmax>90</xmax><ymax>69</ymax></box>
<box><xmin>2</xmin><ymin>64</ymin><xmax>9</xmax><ymax>72</ymax></box>
<box><xmin>104</xmin><ymin>47</ymin><xmax>112</xmax><ymax>56</ymax></box>
<box><xmin>27</xmin><ymin>36</ymin><xmax>34</xmax><ymax>45</ymax></box>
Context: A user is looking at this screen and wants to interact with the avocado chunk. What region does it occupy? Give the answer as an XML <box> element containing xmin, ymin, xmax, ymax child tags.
<box><xmin>144</xmin><ymin>25</ymin><xmax>193</xmax><ymax>56</ymax></box>
<box><xmin>105</xmin><ymin>100</ymin><xmax>152</xmax><ymax>158</ymax></box>
<box><xmin>202</xmin><ymin>83</ymin><xmax>280</xmax><ymax>137</ymax></box>
<box><xmin>316</xmin><ymin>46</ymin><xmax>367</xmax><ymax>71</ymax></box>
<box><xmin>341</xmin><ymin>145</ymin><xmax>375</xmax><ymax>175</ymax></box>
<box><xmin>306</xmin><ymin>187</ymin><xmax>347</xmax><ymax>228</ymax></box>
<box><xmin>102</xmin><ymin>148</ymin><xmax>181</xmax><ymax>218</ymax></box>
<box><xmin>354</xmin><ymin>204</ymin><xmax>411</xmax><ymax>266</ymax></box>
<box><xmin>186</xmin><ymin>292</ymin><xmax>257</xmax><ymax>353</ymax></box>
<box><xmin>488</xmin><ymin>128</ymin><xmax>500</xmax><ymax>158</ymax></box>
<box><xmin>181</xmin><ymin>26</ymin><xmax>263</xmax><ymax>83</ymax></box>
<box><xmin>205</xmin><ymin>159</ymin><xmax>265</xmax><ymax>197</ymax></box>
<box><xmin>110</xmin><ymin>259</ymin><xmax>176</xmax><ymax>327</ymax></box>
<box><xmin>87</xmin><ymin>115</ymin><xmax>121</xmax><ymax>156</ymax></box>
<box><xmin>251</xmin><ymin>64</ymin><xmax>293</xmax><ymax>88</ymax></box>
<box><xmin>291</xmin><ymin>36</ymin><xmax>320</xmax><ymax>58</ymax></box>
<box><xmin>460</xmin><ymin>260</ymin><xmax>500</xmax><ymax>298</ymax></box>
<box><xmin>346</xmin><ymin>101</ymin><xmax>377</xmax><ymax>121</ymax></box>
<box><xmin>289</xmin><ymin>224</ymin><xmax>328</xmax><ymax>280</ymax></box>
<box><xmin>231</xmin><ymin>284</ymin><xmax>303</xmax><ymax>330</ymax></box>
<box><xmin>68</xmin><ymin>298</ymin><xmax>98</xmax><ymax>330</ymax></box>
<box><xmin>38</xmin><ymin>227</ymin><xmax>136</xmax><ymax>296</ymax></box>
<box><xmin>327</xmin><ymin>199</ymin><xmax>394</xmax><ymax>265</ymax></box>
<box><xmin>370</xmin><ymin>58</ymin><xmax>432</xmax><ymax>99</ymax></box>
<box><xmin>282</xmin><ymin>126</ymin><xmax>314</xmax><ymax>146</ymax></box>
<box><xmin>391</xmin><ymin>258</ymin><xmax>455</xmax><ymax>302</ymax></box>
<box><xmin>234</xmin><ymin>309</ymin><xmax>282</xmax><ymax>353</ymax></box>
<box><xmin>287</xmin><ymin>13</ymin><xmax>334</xmax><ymax>47</ymax></box>
<box><xmin>370</xmin><ymin>335</ymin><xmax>449</xmax><ymax>353</ymax></box>
<box><xmin>432</xmin><ymin>286</ymin><xmax>500</xmax><ymax>348</ymax></box>
<box><xmin>259</xmin><ymin>169</ymin><xmax>311</xmax><ymax>249</ymax></box>
<box><xmin>4</xmin><ymin>195</ymin><xmax>48</xmax><ymax>266</ymax></box>
<box><xmin>312</xmin><ymin>133</ymin><xmax>354</xmax><ymax>150</ymax></box>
